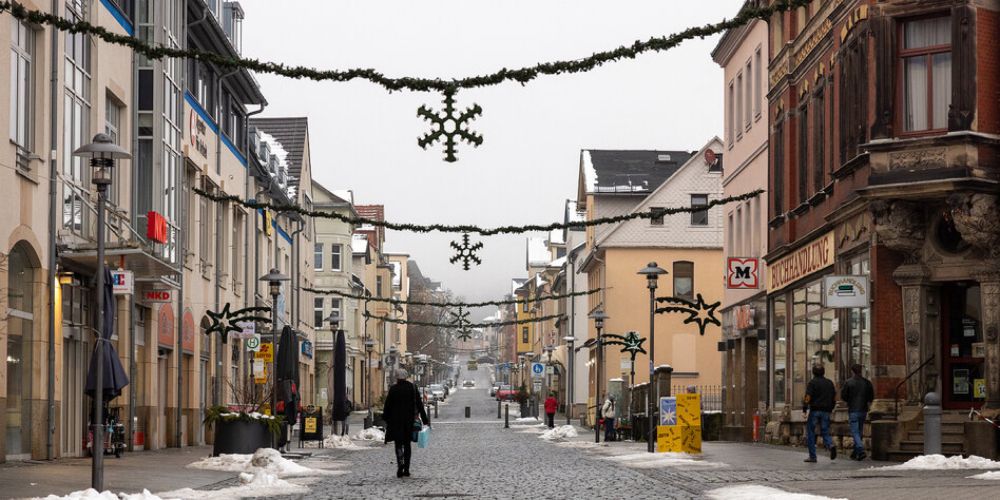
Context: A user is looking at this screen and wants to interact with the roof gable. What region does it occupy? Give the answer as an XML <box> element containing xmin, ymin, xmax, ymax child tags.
<box><xmin>251</xmin><ymin>117</ymin><xmax>308</xmax><ymax>188</ymax></box>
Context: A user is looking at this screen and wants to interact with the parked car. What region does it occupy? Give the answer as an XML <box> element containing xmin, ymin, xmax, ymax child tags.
<box><xmin>462</xmin><ymin>380</ymin><xmax>475</xmax><ymax>388</ymax></box>
<box><xmin>429</xmin><ymin>384</ymin><xmax>446</xmax><ymax>401</ymax></box>
<box><xmin>496</xmin><ymin>385</ymin><xmax>517</xmax><ymax>401</ymax></box>
<box><xmin>489</xmin><ymin>384</ymin><xmax>499</xmax><ymax>397</ymax></box>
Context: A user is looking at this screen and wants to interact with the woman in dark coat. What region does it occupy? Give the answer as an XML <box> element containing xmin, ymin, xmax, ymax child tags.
<box><xmin>382</xmin><ymin>369</ymin><xmax>430</xmax><ymax>478</ymax></box>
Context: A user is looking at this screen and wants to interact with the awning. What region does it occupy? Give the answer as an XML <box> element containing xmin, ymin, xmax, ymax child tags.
<box><xmin>60</xmin><ymin>247</ymin><xmax>180</xmax><ymax>287</ymax></box>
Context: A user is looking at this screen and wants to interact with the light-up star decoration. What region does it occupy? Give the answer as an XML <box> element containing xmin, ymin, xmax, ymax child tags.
<box><xmin>602</xmin><ymin>331</ymin><xmax>647</xmax><ymax>358</ymax></box>
<box><xmin>654</xmin><ymin>293</ymin><xmax>721</xmax><ymax>336</ymax></box>
<box><xmin>450</xmin><ymin>308</ymin><xmax>473</xmax><ymax>341</ymax></box>
<box><xmin>205</xmin><ymin>304</ymin><xmax>272</xmax><ymax>343</ymax></box>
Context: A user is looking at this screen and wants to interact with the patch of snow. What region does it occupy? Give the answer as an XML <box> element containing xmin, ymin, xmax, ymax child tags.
<box><xmin>35</xmin><ymin>490</ymin><xmax>130</xmax><ymax>500</ymax></box>
<box><xmin>321</xmin><ymin>434</ymin><xmax>368</xmax><ymax>450</ymax></box>
<box><xmin>877</xmin><ymin>454</ymin><xmax>1000</xmax><ymax>470</ymax></box>
<box><xmin>187</xmin><ymin>448</ymin><xmax>333</xmax><ymax>478</ymax></box>
<box><xmin>513</xmin><ymin>417</ymin><xmax>538</xmax><ymax>423</ymax></box>
<box><xmin>539</xmin><ymin>425</ymin><xmax>578</xmax><ymax>441</ymax></box>
<box><xmin>159</xmin><ymin>471</ymin><xmax>309</xmax><ymax>499</ymax></box>
<box><xmin>555</xmin><ymin>441</ymin><xmax>608</xmax><ymax>449</ymax></box>
<box><xmin>969</xmin><ymin>471</ymin><xmax>1000</xmax><ymax>480</ymax></box>
<box><xmin>527</xmin><ymin>237</ymin><xmax>550</xmax><ymax>267</ymax></box>
<box><xmin>601</xmin><ymin>452</ymin><xmax>727</xmax><ymax>469</ymax></box>
<box><xmin>353</xmin><ymin>427</ymin><xmax>385</xmax><ymax>442</ymax></box>
<box><xmin>705</xmin><ymin>485</ymin><xmax>846</xmax><ymax>500</ymax></box>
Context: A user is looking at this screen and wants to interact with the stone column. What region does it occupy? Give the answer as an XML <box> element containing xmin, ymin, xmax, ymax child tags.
<box><xmin>975</xmin><ymin>272</ymin><xmax>1000</xmax><ymax>408</ymax></box>
<box><xmin>892</xmin><ymin>264</ymin><xmax>938</xmax><ymax>403</ymax></box>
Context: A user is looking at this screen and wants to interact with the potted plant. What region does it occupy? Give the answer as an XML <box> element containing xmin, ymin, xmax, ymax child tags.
<box><xmin>205</xmin><ymin>379</ymin><xmax>283</xmax><ymax>456</ymax></box>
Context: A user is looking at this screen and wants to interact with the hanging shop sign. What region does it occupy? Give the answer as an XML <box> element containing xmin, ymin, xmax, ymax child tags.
<box><xmin>301</xmin><ymin>340</ymin><xmax>314</xmax><ymax>359</ymax></box>
<box><xmin>110</xmin><ymin>269</ymin><xmax>133</xmax><ymax>295</ymax></box>
<box><xmin>726</xmin><ymin>258</ymin><xmax>759</xmax><ymax>289</ymax></box>
<box><xmin>822</xmin><ymin>275</ymin><xmax>870</xmax><ymax>308</ymax></box>
<box><xmin>767</xmin><ymin>231</ymin><xmax>835</xmax><ymax>292</ymax></box>
<box><xmin>146</xmin><ymin>211</ymin><xmax>168</xmax><ymax>244</ymax></box>
<box><xmin>734</xmin><ymin>305</ymin><xmax>756</xmax><ymax>331</ymax></box>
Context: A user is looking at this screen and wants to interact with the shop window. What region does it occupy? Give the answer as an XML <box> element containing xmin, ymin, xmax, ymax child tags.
<box><xmin>793</xmin><ymin>281</ymin><xmax>838</xmax><ymax>399</ymax></box>
<box><xmin>772</xmin><ymin>295</ymin><xmax>787</xmax><ymax>405</ymax></box>
<box><xmin>900</xmin><ymin>15</ymin><xmax>952</xmax><ymax>133</ymax></box>
<box><xmin>847</xmin><ymin>256</ymin><xmax>871</xmax><ymax>377</ymax></box>
<box><xmin>673</xmin><ymin>261</ymin><xmax>694</xmax><ymax>300</ymax></box>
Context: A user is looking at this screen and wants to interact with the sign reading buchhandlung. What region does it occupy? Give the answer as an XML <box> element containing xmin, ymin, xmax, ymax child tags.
<box><xmin>767</xmin><ymin>231</ymin><xmax>835</xmax><ymax>292</ymax></box>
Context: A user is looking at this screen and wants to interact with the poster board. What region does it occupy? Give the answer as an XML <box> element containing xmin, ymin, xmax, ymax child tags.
<box><xmin>656</xmin><ymin>393</ymin><xmax>702</xmax><ymax>453</ymax></box>
<box><xmin>298</xmin><ymin>406</ymin><xmax>324</xmax><ymax>448</ymax></box>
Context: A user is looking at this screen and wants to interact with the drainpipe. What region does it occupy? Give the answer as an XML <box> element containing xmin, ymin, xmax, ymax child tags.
<box><xmin>212</xmin><ymin>68</ymin><xmax>238</xmax><ymax>406</ymax></box>
<box><xmin>46</xmin><ymin>0</ymin><xmax>60</xmax><ymax>461</ymax></box>
<box><xmin>244</xmin><ymin>105</ymin><xmax>265</xmax><ymax>308</ymax></box>
<box><xmin>291</xmin><ymin>221</ymin><xmax>304</xmax><ymax>331</ymax></box>
<box><xmin>127</xmin><ymin>9</ymin><xmax>139</xmax><ymax>453</ymax></box>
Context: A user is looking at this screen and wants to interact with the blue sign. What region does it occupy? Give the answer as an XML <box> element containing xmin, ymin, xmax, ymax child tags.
<box><xmin>659</xmin><ymin>397</ymin><xmax>677</xmax><ymax>426</ymax></box>
<box><xmin>531</xmin><ymin>362</ymin><xmax>544</xmax><ymax>377</ymax></box>
<box><xmin>300</xmin><ymin>340</ymin><xmax>314</xmax><ymax>359</ymax></box>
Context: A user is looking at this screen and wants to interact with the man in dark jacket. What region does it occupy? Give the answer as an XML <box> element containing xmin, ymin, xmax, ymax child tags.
<box><xmin>841</xmin><ymin>363</ymin><xmax>875</xmax><ymax>460</ymax></box>
<box><xmin>802</xmin><ymin>364</ymin><xmax>836</xmax><ymax>462</ymax></box>
<box><xmin>382</xmin><ymin>369</ymin><xmax>430</xmax><ymax>478</ymax></box>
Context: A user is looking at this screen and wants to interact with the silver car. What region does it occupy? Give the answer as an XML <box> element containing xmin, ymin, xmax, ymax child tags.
<box><xmin>429</xmin><ymin>384</ymin><xmax>446</xmax><ymax>401</ymax></box>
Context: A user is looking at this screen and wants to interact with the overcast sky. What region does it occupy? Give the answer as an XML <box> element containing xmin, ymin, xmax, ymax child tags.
<box><xmin>242</xmin><ymin>1</ymin><xmax>741</xmax><ymax>317</ymax></box>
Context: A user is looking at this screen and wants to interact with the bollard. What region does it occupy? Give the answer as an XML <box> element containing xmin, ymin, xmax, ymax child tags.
<box><xmin>465</xmin><ymin>406</ymin><xmax>471</xmax><ymax>418</ymax></box>
<box><xmin>434</xmin><ymin>402</ymin><xmax>439</xmax><ymax>419</ymax></box>
<box><xmin>504</xmin><ymin>404</ymin><xmax>509</xmax><ymax>428</ymax></box>
<box><xmin>923</xmin><ymin>392</ymin><xmax>942</xmax><ymax>455</ymax></box>
<box><xmin>497</xmin><ymin>400</ymin><xmax>501</xmax><ymax>419</ymax></box>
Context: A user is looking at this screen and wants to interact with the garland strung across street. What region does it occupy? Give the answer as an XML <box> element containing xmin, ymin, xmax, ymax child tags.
<box><xmin>300</xmin><ymin>286</ymin><xmax>602</xmax><ymax>308</ymax></box>
<box><xmin>194</xmin><ymin>188</ymin><xmax>762</xmax><ymax>237</ymax></box>
<box><xmin>364</xmin><ymin>311</ymin><xmax>565</xmax><ymax>330</ymax></box>
<box><xmin>0</xmin><ymin>0</ymin><xmax>810</xmax><ymax>161</ymax></box>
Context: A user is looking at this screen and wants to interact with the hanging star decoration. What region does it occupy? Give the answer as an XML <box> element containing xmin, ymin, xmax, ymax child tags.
<box><xmin>205</xmin><ymin>304</ymin><xmax>272</xmax><ymax>343</ymax></box>
<box><xmin>418</xmin><ymin>88</ymin><xmax>483</xmax><ymax>162</ymax></box>
<box><xmin>654</xmin><ymin>293</ymin><xmax>721</xmax><ymax>336</ymax></box>
<box><xmin>450</xmin><ymin>308</ymin><xmax>474</xmax><ymax>341</ymax></box>
<box><xmin>602</xmin><ymin>331</ymin><xmax>647</xmax><ymax>365</ymax></box>
<box><xmin>449</xmin><ymin>233</ymin><xmax>484</xmax><ymax>270</ymax></box>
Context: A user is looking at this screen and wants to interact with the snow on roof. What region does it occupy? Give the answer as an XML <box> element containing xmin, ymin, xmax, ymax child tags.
<box><xmin>527</xmin><ymin>237</ymin><xmax>549</xmax><ymax>267</ymax></box>
<box><xmin>511</xmin><ymin>278</ymin><xmax>528</xmax><ymax>295</ymax></box>
<box><xmin>581</xmin><ymin>150</ymin><xmax>596</xmax><ymax>192</ymax></box>
<box><xmin>567</xmin><ymin>200</ymin><xmax>585</xmax><ymax>223</ymax></box>
<box><xmin>548</xmin><ymin>228</ymin><xmax>565</xmax><ymax>245</ymax></box>
<box><xmin>535</xmin><ymin>273</ymin><xmax>546</xmax><ymax>288</ymax></box>
<box><xmin>333</xmin><ymin>189</ymin><xmax>354</xmax><ymax>204</ymax></box>
<box><xmin>549</xmin><ymin>256</ymin><xmax>567</xmax><ymax>268</ymax></box>
<box><xmin>351</xmin><ymin>234</ymin><xmax>369</xmax><ymax>254</ymax></box>
<box><xmin>258</xmin><ymin>131</ymin><xmax>289</xmax><ymax>170</ymax></box>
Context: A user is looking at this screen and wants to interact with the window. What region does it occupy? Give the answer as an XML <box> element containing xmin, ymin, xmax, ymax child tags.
<box><xmin>673</xmin><ymin>261</ymin><xmax>694</xmax><ymax>300</ymax></box>
<box><xmin>314</xmin><ymin>297</ymin><xmax>324</xmax><ymax>328</ymax></box>
<box><xmin>772</xmin><ymin>295</ymin><xmax>787</xmax><ymax>405</ymax></box>
<box><xmin>521</xmin><ymin>327</ymin><xmax>529</xmax><ymax>344</ymax></box>
<box><xmin>813</xmin><ymin>87</ymin><xmax>825</xmax><ymax>192</ymax></box>
<box><xmin>314</xmin><ymin>243</ymin><xmax>324</xmax><ymax>271</ymax></box>
<box><xmin>104</xmin><ymin>95</ymin><xmax>124</xmax><ymax>204</ymax></box>
<box><xmin>690</xmin><ymin>194</ymin><xmax>709</xmax><ymax>226</ymax></box>
<box><xmin>522</xmin><ymin>300</ymin><xmax>529</xmax><ymax>313</ymax></box>
<box><xmin>744</xmin><ymin>61</ymin><xmax>752</xmax><ymax>128</ymax></box>
<box><xmin>754</xmin><ymin>47</ymin><xmax>762</xmax><ymax>118</ymax></box>
<box><xmin>232</xmin><ymin>211</ymin><xmax>243</xmax><ymax>285</ymax></box>
<box><xmin>376</xmin><ymin>276</ymin><xmax>383</xmax><ymax>297</ymax></box>
<box><xmin>10</xmin><ymin>18</ymin><xmax>33</xmax><ymax>156</ymax></box>
<box><xmin>63</xmin><ymin>0</ymin><xmax>91</xmax><ymax>185</ymax></box>
<box><xmin>773</xmin><ymin>119</ymin><xmax>785</xmax><ymax>215</ymax></box>
<box><xmin>728</xmin><ymin>81</ymin><xmax>735</xmax><ymax>147</ymax></box>
<box><xmin>736</xmin><ymin>73</ymin><xmax>743</xmax><ymax>139</ymax></box>
<box><xmin>199</xmin><ymin>180</ymin><xmax>214</xmax><ymax>268</ymax></box>
<box><xmin>901</xmin><ymin>16</ymin><xmax>951</xmax><ymax>132</ymax></box>
<box><xmin>331</xmin><ymin>244</ymin><xmax>342</xmax><ymax>271</ymax></box>
<box><xmin>798</xmin><ymin>103</ymin><xmax>809</xmax><ymax>203</ymax></box>
<box><xmin>847</xmin><ymin>255</ymin><xmax>871</xmax><ymax>377</ymax></box>
<box><xmin>839</xmin><ymin>35</ymin><xmax>868</xmax><ymax>161</ymax></box>
<box><xmin>650</xmin><ymin>207</ymin><xmax>664</xmax><ymax>226</ymax></box>
<box><xmin>331</xmin><ymin>298</ymin><xmax>342</xmax><ymax>324</ymax></box>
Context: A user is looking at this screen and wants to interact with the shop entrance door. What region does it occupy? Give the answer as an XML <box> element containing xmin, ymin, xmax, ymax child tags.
<box><xmin>940</xmin><ymin>284</ymin><xmax>987</xmax><ymax>410</ymax></box>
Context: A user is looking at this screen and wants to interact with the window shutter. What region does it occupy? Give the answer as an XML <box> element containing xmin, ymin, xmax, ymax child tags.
<box><xmin>949</xmin><ymin>5</ymin><xmax>976</xmax><ymax>131</ymax></box>
<box><xmin>870</xmin><ymin>15</ymin><xmax>894</xmax><ymax>139</ymax></box>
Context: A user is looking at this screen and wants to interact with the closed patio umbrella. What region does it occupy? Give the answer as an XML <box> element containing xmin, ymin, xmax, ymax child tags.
<box><xmin>85</xmin><ymin>268</ymin><xmax>129</xmax><ymax>401</ymax></box>
<box><xmin>332</xmin><ymin>330</ymin><xmax>348</xmax><ymax>422</ymax></box>
<box><xmin>275</xmin><ymin>326</ymin><xmax>300</xmax><ymax>438</ymax></box>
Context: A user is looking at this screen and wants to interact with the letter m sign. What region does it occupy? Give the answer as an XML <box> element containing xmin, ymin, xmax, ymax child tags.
<box><xmin>726</xmin><ymin>258</ymin><xmax>759</xmax><ymax>289</ymax></box>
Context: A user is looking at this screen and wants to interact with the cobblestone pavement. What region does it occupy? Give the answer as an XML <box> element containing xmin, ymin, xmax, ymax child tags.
<box><xmin>295</xmin><ymin>368</ymin><xmax>1000</xmax><ymax>499</ymax></box>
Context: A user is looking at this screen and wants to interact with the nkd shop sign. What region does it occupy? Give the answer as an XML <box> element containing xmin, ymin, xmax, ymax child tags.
<box><xmin>767</xmin><ymin>231</ymin><xmax>835</xmax><ymax>292</ymax></box>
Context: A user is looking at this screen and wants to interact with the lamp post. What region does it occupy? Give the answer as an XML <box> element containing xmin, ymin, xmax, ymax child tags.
<box><xmin>387</xmin><ymin>345</ymin><xmax>398</xmax><ymax>391</ymax></box>
<box><xmin>589</xmin><ymin>310</ymin><xmax>608</xmax><ymax>443</ymax></box>
<box><xmin>73</xmin><ymin>133</ymin><xmax>131</xmax><ymax>491</ymax></box>
<box><xmin>326</xmin><ymin>312</ymin><xmax>342</xmax><ymax>432</ymax></box>
<box><xmin>364</xmin><ymin>338</ymin><xmax>374</xmax><ymax>411</ymax></box>
<box><xmin>259</xmin><ymin>269</ymin><xmax>289</xmax><ymax>417</ymax></box>
<box><xmin>563</xmin><ymin>336</ymin><xmax>575</xmax><ymax>425</ymax></box>
<box><xmin>543</xmin><ymin>345</ymin><xmax>554</xmax><ymax>398</ymax></box>
<box><xmin>638</xmin><ymin>262</ymin><xmax>667</xmax><ymax>453</ymax></box>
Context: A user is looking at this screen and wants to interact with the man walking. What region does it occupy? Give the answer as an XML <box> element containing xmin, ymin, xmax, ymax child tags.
<box><xmin>602</xmin><ymin>394</ymin><xmax>617</xmax><ymax>442</ymax></box>
<box><xmin>802</xmin><ymin>364</ymin><xmax>836</xmax><ymax>462</ymax></box>
<box><xmin>841</xmin><ymin>363</ymin><xmax>875</xmax><ymax>460</ymax></box>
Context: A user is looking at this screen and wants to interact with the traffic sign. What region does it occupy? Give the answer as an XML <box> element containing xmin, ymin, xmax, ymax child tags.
<box><xmin>531</xmin><ymin>362</ymin><xmax>544</xmax><ymax>377</ymax></box>
<box><xmin>255</xmin><ymin>342</ymin><xmax>273</xmax><ymax>363</ymax></box>
<box><xmin>246</xmin><ymin>334</ymin><xmax>261</xmax><ymax>352</ymax></box>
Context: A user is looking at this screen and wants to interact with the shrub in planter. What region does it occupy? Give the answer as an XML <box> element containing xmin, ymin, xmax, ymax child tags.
<box><xmin>205</xmin><ymin>405</ymin><xmax>283</xmax><ymax>456</ymax></box>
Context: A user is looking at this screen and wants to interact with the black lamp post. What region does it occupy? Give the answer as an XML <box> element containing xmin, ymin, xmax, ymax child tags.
<box><xmin>563</xmin><ymin>335</ymin><xmax>575</xmax><ymax>425</ymax></box>
<box><xmin>589</xmin><ymin>309</ymin><xmax>608</xmax><ymax>443</ymax></box>
<box><xmin>364</xmin><ymin>338</ymin><xmax>375</xmax><ymax>410</ymax></box>
<box><xmin>258</xmin><ymin>269</ymin><xmax>289</xmax><ymax>416</ymax></box>
<box><xmin>73</xmin><ymin>133</ymin><xmax>131</xmax><ymax>491</ymax></box>
<box><xmin>326</xmin><ymin>312</ymin><xmax>343</xmax><ymax>432</ymax></box>
<box><xmin>637</xmin><ymin>262</ymin><xmax>667</xmax><ymax>452</ymax></box>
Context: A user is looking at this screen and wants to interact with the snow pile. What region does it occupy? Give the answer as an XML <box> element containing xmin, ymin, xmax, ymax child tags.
<box><xmin>705</xmin><ymin>485</ymin><xmax>847</xmax><ymax>500</ymax></box>
<box><xmin>514</xmin><ymin>416</ymin><xmax>538</xmax><ymax>423</ymax></box>
<box><xmin>969</xmin><ymin>471</ymin><xmax>1000</xmax><ymax>480</ymax></box>
<box><xmin>601</xmin><ymin>452</ymin><xmax>727</xmax><ymax>469</ymax></box>
<box><xmin>539</xmin><ymin>425</ymin><xmax>578</xmax><ymax>441</ymax></box>
<box><xmin>159</xmin><ymin>471</ymin><xmax>308</xmax><ymax>499</ymax></box>
<box><xmin>187</xmin><ymin>448</ymin><xmax>332</xmax><ymax>477</ymax></box>
<box><xmin>323</xmin><ymin>434</ymin><xmax>367</xmax><ymax>450</ymax></box>
<box><xmin>514</xmin><ymin>423</ymin><xmax>547</xmax><ymax>434</ymax></box>
<box><xmin>35</xmin><ymin>490</ymin><xmax>165</xmax><ymax>500</ymax></box>
<box><xmin>877</xmin><ymin>454</ymin><xmax>1000</xmax><ymax>470</ymax></box>
<box><xmin>353</xmin><ymin>427</ymin><xmax>385</xmax><ymax>441</ymax></box>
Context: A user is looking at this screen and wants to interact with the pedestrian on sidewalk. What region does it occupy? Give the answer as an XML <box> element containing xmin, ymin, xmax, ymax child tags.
<box><xmin>382</xmin><ymin>369</ymin><xmax>430</xmax><ymax>478</ymax></box>
<box><xmin>602</xmin><ymin>395</ymin><xmax>617</xmax><ymax>442</ymax></box>
<box><xmin>841</xmin><ymin>363</ymin><xmax>874</xmax><ymax>461</ymax></box>
<box><xmin>802</xmin><ymin>364</ymin><xmax>836</xmax><ymax>463</ymax></box>
<box><xmin>544</xmin><ymin>393</ymin><xmax>558</xmax><ymax>429</ymax></box>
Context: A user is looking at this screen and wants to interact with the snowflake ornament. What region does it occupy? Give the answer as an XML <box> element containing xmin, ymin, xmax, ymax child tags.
<box><xmin>417</xmin><ymin>88</ymin><xmax>483</xmax><ymax>162</ymax></box>
<box><xmin>449</xmin><ymin>233</ymin><xmax>484</xmax><ymax>270</ymax></box>
<box><xmin>450</xmin><ymin>308</ymin><xmax>474</xmax><ymax>341</ymax></box>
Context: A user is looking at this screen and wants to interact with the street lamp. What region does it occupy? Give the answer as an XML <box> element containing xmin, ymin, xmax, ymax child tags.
<box><xmin>258</xmin><ymin>269</ymin><xmax>289</xmax><ymax>418</ymax></box>
<box><xmin>589</xmin><ymin>309</ymin><xmax>608</xmax><ymax>443</ymax></box>
<box><xmin>73</xmin><ymin>133</ymin><xmax>131</xmax><ymax>491</ymax></box>
<box><xmin>563</xmin><ymin>335</ymin><xmax>575</xmax><ymax>426</ymax></box>
<box><xmin>326</xmin><ymin>312</ymin><xmax>343</xmax><ymax>433</ymax></box>
<box><xmin>638</xmin><ymin>262</ymin><xmax>667</xmax><ymax>453</ymax></box>
<box><xmin>543</xmin><ymin>345</ymin><xmax>554</xmax><ymax>399</ymax></box>
<box><xmin>364</xmin><ymin>338</ymin><xmax>375</xmax><ymax>411</ymax></box>
<box><xmin>387</xmin><ymin>345</ymin><xmax>398</xmax><ymax>391</ymax></box>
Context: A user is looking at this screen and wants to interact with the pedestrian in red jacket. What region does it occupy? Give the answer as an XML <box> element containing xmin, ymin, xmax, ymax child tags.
<box><xmin>544</xmin><ymin>393</ymin><xmax>558</xmax><ymax>429</ymax></box>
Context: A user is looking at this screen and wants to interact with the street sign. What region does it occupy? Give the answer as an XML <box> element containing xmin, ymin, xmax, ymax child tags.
<box><xmin>110</xmin><ymin>270</ymin><xmax>133</xmax><ymax>295</ymax></box>
<box><xmin>531</xmin><ymin>362</ymin><xmax>544</xmax><ymax>378</ymax></box>
<box><xmin>726</xmin><ymin>257</ymin><xmax>759</xmax><ymax>289</ymax></box>
<box><xmin>255</xmin><ymin>342</ymin><xmax>273</xmax><ymax>363</ymax></box>
<box><xmin>246</xmin><ymin>334</ymin><xmax>261</xmax><ymax>352</ymax></box>
<box><xmin>231</xmin><ymin>321</ymin><xmax>255</xmax><ymax>340</ymax></box>
<box><xmin>532</xmin><ymin>381</ymin><xmax>542</xmax><ymax>393</ymax></box>
<box><xmin>822</xmin><ymin>275</ymin><xmax>870</xmax><ymax>308</ymax></box>
<box><xmin>143</xmin><ymin>289</ymin><xmax>172</xmax><ymax>303</ymax></box>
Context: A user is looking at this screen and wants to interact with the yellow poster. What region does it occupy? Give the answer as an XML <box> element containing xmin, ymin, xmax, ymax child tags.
<box><xmin>677</xmin><ymin>393</ymin><xmax>701</xmax><ymax>427</ymax></box>
<box><xmin>974</xmin><ymin>379</ymin><xmax>986</xmax><ymax>399</ymax></box>
<box><xmin>304</xmin><ymin>417</ymin><xmax>317</xmax><ymax>434</ymax></box>
<box><xmin>253</xmin><ymin>362</ymin><xmax>267</xmax><ymax>385</ymax></box>
<box><xmin>657</xmin><ymin>425</ymin><xmax>702</xmax><ymax>453</ymax></box>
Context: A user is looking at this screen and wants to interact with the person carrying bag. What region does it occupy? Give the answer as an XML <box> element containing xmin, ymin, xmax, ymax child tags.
<box><xmin>383</xmin><ymin>369</ymin><xmax>430</xmax><ymax>478</ymax></box>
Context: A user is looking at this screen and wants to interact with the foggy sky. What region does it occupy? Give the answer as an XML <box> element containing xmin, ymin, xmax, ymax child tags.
<box><xmin>241</xmin><ymin>0</ymin><xmax>740</xmax><ymax>318</ymax></box>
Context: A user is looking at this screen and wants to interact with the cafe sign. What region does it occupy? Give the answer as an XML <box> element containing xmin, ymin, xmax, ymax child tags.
<box><xmin>767</xmin><ymin>231</ymin><xmax>835</xmax><ymax>292</ymax></box>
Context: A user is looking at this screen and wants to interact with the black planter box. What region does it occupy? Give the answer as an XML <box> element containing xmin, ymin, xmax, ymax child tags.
<box><xmin>212</xmin><ymin>420</ymin><xmax>273</xmax><ymax>456</ymax></box>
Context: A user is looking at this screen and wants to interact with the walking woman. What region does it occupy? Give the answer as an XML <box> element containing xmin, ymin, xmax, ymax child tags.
<box><xmin>382</xmin><ymin>369</ymin><xmax>430</xmax><ymax>478</ymax></box>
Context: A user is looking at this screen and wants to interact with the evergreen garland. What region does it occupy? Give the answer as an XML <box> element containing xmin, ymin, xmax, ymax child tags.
<box><xmin>196</xmin><ymin>188</ymin><xmax>762</xmax><ymax>236</ymax></box>
<box><xmin>364</xmin><ymin>311</ymin><xmax>564</xmax><ymax>329</ymax></box>
<box><xmin>301</xmin><ymin>287</ymin><xmax>601</xmax><ymax>308</ymax></box>
<box><xmin>0</xmin><ymin>0</ymin><xmax>809</xmax><ymax>93</ymax></box>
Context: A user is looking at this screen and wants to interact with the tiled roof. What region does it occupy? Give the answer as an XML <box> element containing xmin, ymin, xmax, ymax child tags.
<box><xmin>251</xmin><ymin>117</ymin><xmax>308</xmax><ymax>187</ymax></box>
<box><xmin>582</xmin><ymin>150</ymin><xmax>694</xmax><ymax>195</ymax></box>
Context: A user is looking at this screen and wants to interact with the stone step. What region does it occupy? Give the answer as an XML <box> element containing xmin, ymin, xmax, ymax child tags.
<box><xmin>907</xmin><ymin>430</ymin><xmax>966</xmax><ymax>441</ymax></box>
<box><xmin>913</xmin><ymin>422</ymin><xmax>966</xmax><ymax>434</ymax></box>
<box><xmin>897</xmin><ymin>440</ymin><xmax>965</xmax><ymax>453</ymax></box>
